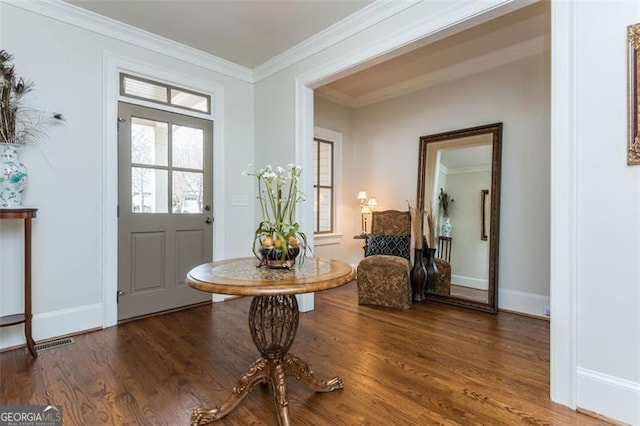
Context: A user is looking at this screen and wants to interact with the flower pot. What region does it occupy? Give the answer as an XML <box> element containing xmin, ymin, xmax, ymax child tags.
<box><xmin>260</xmin><ymin>246</ymin><xmax>300</xmax><ymax>269</ymax></box>
<box><xmin>0</xmin><ymin>144</ymin><xmax>28</xmax><ymax>208</ymax></box>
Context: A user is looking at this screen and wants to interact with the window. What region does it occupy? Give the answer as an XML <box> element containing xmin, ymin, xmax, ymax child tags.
<box><xmin>121</xmin><ymin>74</ymin><xmax>210</xmax><ymax>114</ymax></box>
<box><xmin>128</xmin><ymin>115</ymin><xmax>206</xmax><ymax>214</ymax></box>
<box><xmin>313</xmin><ymin>127</ymin><xmax>343</xmax><ymax>245</ymax></box>
<box><xmin>313</xmin><ymin>138</ymin><xmax>334</xmax><ymax>233</ymax></box>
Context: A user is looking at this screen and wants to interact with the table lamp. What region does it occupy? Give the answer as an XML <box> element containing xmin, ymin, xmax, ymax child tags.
<box><xmin>357</xmin><ymin>190</ymin><xmax>368</xmax><ymax>235</ymax></box>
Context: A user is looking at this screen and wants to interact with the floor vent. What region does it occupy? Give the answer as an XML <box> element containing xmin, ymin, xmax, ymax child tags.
<box><xmin>34</xmin><ymin>337</ymin><xmax>75</xmax><ymax>352</ymax></box>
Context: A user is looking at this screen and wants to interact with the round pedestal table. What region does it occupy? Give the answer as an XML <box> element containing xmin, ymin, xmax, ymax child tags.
<box><xmin>186</xmin><ymin>257</ymin><xmax>355</xmax><ymax>426</ymax></box>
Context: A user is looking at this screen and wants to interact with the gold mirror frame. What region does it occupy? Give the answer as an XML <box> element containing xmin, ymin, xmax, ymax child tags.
<box><xmin>417</xmin><ymin>123</ymin><xmax>502</xmax><ymax>313</ymax></box>
<box><xmin>629</xmin><ymin>23</ymin><xmax>640</xmax><ymax>165</ymax></box>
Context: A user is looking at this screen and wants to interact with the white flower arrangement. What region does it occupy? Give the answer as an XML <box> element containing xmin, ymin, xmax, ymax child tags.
<box><xmin>244</xmin><ymin>163</ymin><xmax>309</xmax><ymax>264</ymax></box>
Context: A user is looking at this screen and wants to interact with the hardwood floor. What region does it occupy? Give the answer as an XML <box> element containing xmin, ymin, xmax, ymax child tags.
<box><xmin>1</xmin><ymin>282</ymin><xmax>607</xmax><ymax>425</ymax></box>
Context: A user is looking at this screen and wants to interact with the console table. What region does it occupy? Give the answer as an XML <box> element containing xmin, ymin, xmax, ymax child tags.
<box><xmin>186</xmin><ymin>257</ymin><xmax>355</xmax><ymax>425</ymax></box>
<box><xmin>0</xmin><ymin>208</ymin><xmax>38</xmax><ymax>358</ymax></box>
<box><xmin>438</xmin><ymin>236</ymin><xmax>452</xmax><ymax>263</ymax></box>
<box><xmin>353</xmin><ymin>233</ymin><xmax>368</xmax><ymax>255</ymax></box>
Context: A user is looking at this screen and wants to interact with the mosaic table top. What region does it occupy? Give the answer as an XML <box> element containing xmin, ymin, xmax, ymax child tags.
<box><xmin>186</xmin><ymin>257</ymin><xmax>355</xmax><ymax>296</ymax></box>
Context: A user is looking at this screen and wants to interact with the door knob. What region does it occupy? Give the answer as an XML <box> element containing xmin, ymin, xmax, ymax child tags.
<box><xmin>205</xmin><ymin>217</ymin><xmax>213</xmax><ymax>224</ymax></box>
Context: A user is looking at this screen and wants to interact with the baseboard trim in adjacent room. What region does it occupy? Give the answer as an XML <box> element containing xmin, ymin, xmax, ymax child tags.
<box><xmin>498</xmin><ymin>308</ymin><xmax>549</xmax><ymax>321</ymax></box>
<box><xmin>577</xmin><ymin>367</ymin><xmax>640</xmax><ymax>425</ymax></box>
<box><xmin>451</xmin><ymin>274</ymin><xmax>488</xmax><ymax>290</ymax></box>
<box><xmin>0</xmin><ymin>303</ymin><xmax>103</xmax><ymax>351</ymax></box>
<box><xmin>498</xmin><ymin>288</ymin><xmax>550</xmax><ymax>318</ymax></box>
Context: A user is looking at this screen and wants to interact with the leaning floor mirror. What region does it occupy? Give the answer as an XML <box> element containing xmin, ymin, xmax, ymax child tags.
<box><xmin>417</xmin><ymin>123</ymin><xmax>502</xmax><ymax>313</ymax></box>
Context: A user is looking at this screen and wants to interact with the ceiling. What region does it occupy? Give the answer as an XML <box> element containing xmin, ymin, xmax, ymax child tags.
<box><xmin>67</xmin><ymin>0</ymin><xmax>373</xmax><ymax>69</ymax></box>
<box><xmin>66</xmin><ymin>0</ymin><xmax>549</xmax><ymax>108</ymax></box>
<box><xmin>317</xmin><ymin>1</ymin><xmax>549</xmax><ymax>107</ymax></box>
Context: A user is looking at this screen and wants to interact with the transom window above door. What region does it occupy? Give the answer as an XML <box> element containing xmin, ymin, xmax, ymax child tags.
<box><xmin>121</xmin><ymin>73</ymin><xmax>210</xmax><ymax>114</ymax></box>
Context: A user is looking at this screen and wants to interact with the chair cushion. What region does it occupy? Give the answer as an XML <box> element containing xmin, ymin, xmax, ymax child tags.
<box><xmin>357</xmin><ymin>255</ymin><xmax>411</xmax><ymax>309</ymax></box>
<box><xmin>433</xmin><ymin>257</ymin><xmax>451</xmax><ymax>295</ymax></box>
<box><xmin>365</xmin><ymin>234</ymin><xmax>410</xmax><ymax>259</ymax></box>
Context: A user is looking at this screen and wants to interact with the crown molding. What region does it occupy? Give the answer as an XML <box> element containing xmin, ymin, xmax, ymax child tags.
<box><xmin>447</xmin><ymin>165</ymin><xmax>492</xmax><ymax>175</ymax></box>
<box><xmin>253</xmin><ymin>0</ymin><xmax>420</xmax><ymax>82</ymax></box>
<box><xmin>317</xmin><ymin>35</ymin><xmax>548</xmax><ymax>108</ymax></box>
<box><xmin>3</xmin><ymin>0</ymin><xmax>254</xmax><ymax>83</ymax></box>
<box><xmin>315</xmin><ymin>86</ymin><xmax>356</xmax><ymax>107</ymax></box>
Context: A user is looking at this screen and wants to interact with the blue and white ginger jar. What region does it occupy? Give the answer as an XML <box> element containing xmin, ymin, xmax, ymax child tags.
<box><xmin>0</xmin><ymin>144</ymin><xmax>28</xmax><ymax>208</ymax></box>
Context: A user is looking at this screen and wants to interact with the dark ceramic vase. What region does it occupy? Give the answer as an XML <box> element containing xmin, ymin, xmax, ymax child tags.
<box><xmin>410</xmin><ymin>248</ymin><xmax>427</xmax><ymax>302</ymax></box>
<box><xmin>423</xmin><ymin>247</ymin><xmax>439</xmax><ymax>296</ymax></box>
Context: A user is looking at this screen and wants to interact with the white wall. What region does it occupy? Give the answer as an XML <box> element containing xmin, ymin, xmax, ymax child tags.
<box><xmin>0</xmin><ymin>3</ymin><xmax>254</xmax><ymax>349</ymax></box>
<box><xmin>316</xmin><ymin>52</ymin><xmax>551</xmax><ymax>316</ymax></box>
<box><xmin>446</xmin><ymin>169</ymin><xmax>491</xmax><ymax>289</ymax></box>
<box><xmin>570</xmin><ymin>2</ymin><xmax>640</xmax><ymax>423</ymax></box>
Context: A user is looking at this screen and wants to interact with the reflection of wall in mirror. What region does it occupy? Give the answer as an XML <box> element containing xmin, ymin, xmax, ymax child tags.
<box><xmin>445</xmin><ymin>168</ymin><xmax>491</xmax><ymax>290</ymax></box>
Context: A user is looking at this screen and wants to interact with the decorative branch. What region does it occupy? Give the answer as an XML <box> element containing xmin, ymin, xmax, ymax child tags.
<box><xmin>425</xmin><ymin>206</ymin><xmax>436</xmax><ymax>249</ymax></box>
<box><xmin>438</xmin><ymin>188</ymin><xmax>454</xmax><ymax>217</ymax></box>
<box><xmin>407</xmin><ymin>200</ymin><xmax>423</xmax><ymax>250</ymax></box>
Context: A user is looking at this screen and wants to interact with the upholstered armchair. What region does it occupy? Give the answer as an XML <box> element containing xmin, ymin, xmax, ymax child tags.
<box><xmin>357</xmin><ymin>210</ymin><xmax>412</xmax><ymax>309</ymax></box>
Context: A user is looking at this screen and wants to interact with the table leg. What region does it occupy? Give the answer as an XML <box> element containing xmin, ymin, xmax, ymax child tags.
<box><xmin>24</xmin><ymin>216</ymin><xmax>37</xmax><ymax>359</ymax></box>
<box><xmin>283</xmin><ymin>354</ymin><xmax>343</xmax><ymax>392</ymax></box>
<box><xmin>191</xmin><ymin>295</ymin><xmax>343</xmax><ymax>425</ymax></box>
<box><xmin>191</xmin><ymin>358</ymin><xmax>269</xmax><ymax>425</ymax></box>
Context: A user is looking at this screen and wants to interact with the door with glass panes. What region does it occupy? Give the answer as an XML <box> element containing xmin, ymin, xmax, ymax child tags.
<box><xmin>117</xmin><ymin>102</ymin><xmax>213</xmax><ymax>320</ymax></box>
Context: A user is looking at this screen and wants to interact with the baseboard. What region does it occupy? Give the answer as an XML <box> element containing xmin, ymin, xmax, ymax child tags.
<box><xmin>0</xmin><ymin>303</ymin><xmax>103</xmax><ymax>351</ymax></box>
<box><xmin>212</xmin><ymin>293</ymin><xmax>235</xmax><ymax>302</ymax></box>
<box><xmin>577</xmin><ymin>408</ymin><xmax>631</xmax><ymax>426</ymax></box>
<box><xmin>577</xmin><ymin>367</ymin><xmax>640</xmax><ymax>425</ymax></box>
<box><xmin>451</xmin><ymin>274</ymin><xmax>488</xmax><ymax>290</ymax></box>
<box><xmin>498</xmin><ymin>288</ymin><xmax>550</xmax><ymax>318</ymax></box>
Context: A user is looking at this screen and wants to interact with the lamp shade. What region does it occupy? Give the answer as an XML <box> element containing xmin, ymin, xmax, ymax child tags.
<box><xmin>368</xmin><ymin>197</ymin><xmax>378</xmax><ymax>208</ymax></box>
<box><xmin>357</xmin><ymin>190</ymin><xmax>368</xmax><ymax>201</ymax></box>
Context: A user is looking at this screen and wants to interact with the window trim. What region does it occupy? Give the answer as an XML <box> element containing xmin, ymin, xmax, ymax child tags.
<box><xmin>313</xmin><ymin>127</ymin><xmax>343</xmax><ymax>246</ymax></box>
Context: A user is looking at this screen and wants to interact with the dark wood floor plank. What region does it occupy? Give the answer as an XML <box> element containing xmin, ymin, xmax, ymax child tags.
<box><xmin>1</xmin><ymin>282</ymin><xmax>608</xmax><ymax>425</ymax></box>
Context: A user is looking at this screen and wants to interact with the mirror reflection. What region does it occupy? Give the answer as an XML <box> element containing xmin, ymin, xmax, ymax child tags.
<box><xmin>417</xmin><ymin>123</ymin><xmax>502</xmax><ymax>312</ymax></box>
